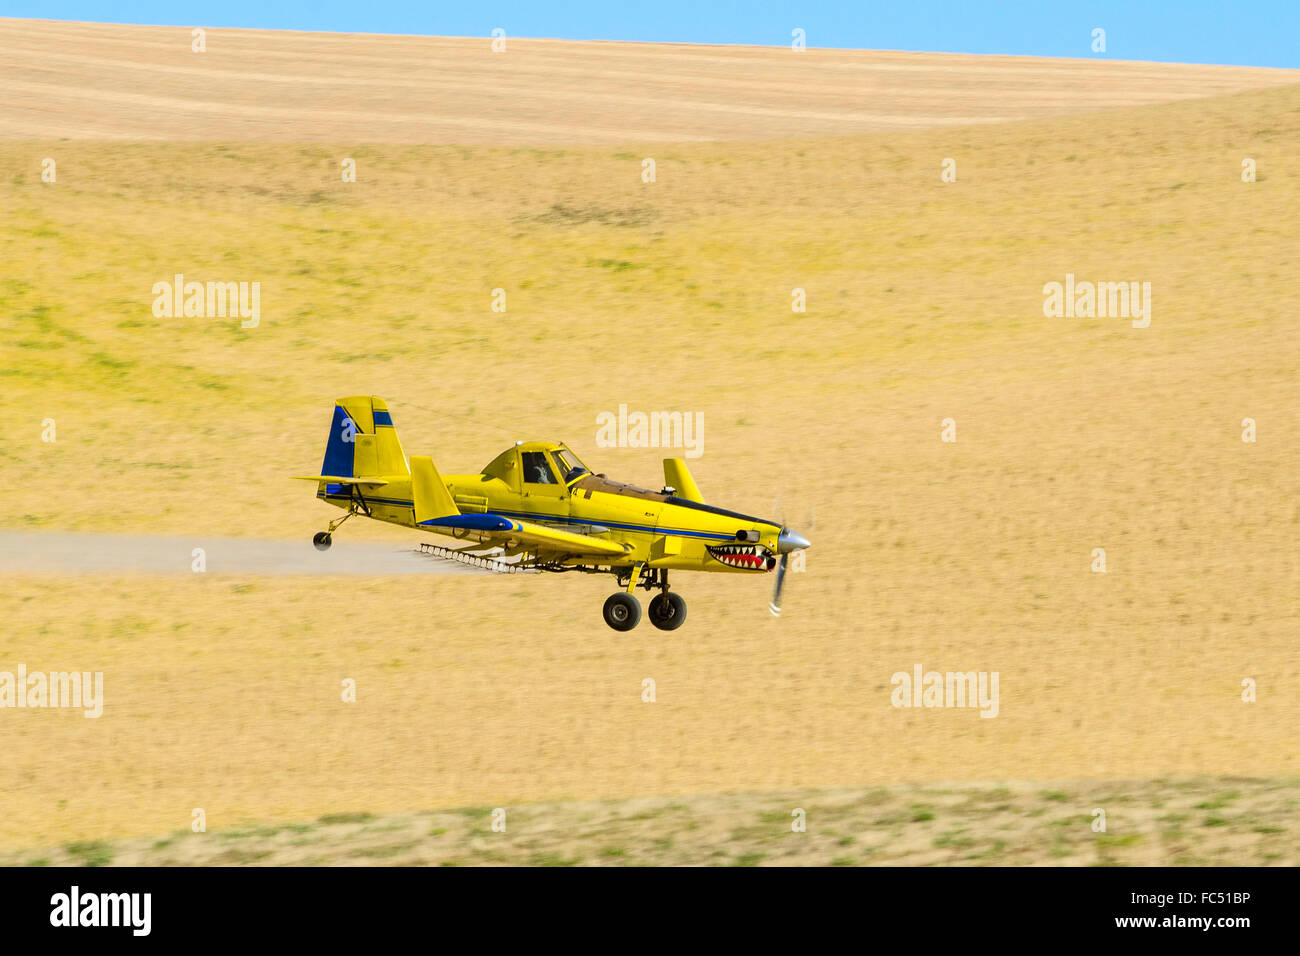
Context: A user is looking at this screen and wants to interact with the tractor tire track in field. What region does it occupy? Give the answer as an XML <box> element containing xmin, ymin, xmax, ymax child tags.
<box><xmin>0</xmin><ymin>531</ymin><xmax>477</xmax><ymax>575</ymax></box>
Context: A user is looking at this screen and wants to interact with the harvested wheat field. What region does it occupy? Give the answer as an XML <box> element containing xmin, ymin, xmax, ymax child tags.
<box><xmin>1</xmin><ymin>18</ymin><xmax>1298</xmax><ymax>863</ymax></box>
<box><xmin>3</xmin><ymin>18</ymin><xmax>1300</xmax><ymax>143</ymax></box>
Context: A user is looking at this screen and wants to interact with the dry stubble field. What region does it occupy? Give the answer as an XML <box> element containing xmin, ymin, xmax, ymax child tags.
<box><xmin>1</xmin><ymin>20</ymin><xmax>1298</xmax><ymax>863</ymax></box>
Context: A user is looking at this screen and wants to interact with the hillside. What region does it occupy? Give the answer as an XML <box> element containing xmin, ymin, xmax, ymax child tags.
<box><xmin>3</xmin><ymin>17</ymin><xmax>1299</xmax><ymax>142</ymax></box>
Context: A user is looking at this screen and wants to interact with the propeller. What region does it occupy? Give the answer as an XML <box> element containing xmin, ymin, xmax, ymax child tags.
<box><xmin>769</xmin><ymin>526</ymin><xmax>811</xmax><ymax>617</ymax></box>
<box><xmin>769</xmin><ymin>551</ymin><xmax>788</xmax><ymax>616</ymax></box>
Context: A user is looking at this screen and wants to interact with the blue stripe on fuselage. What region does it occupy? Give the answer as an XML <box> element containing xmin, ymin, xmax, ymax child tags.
<box><xmin>318</xmin><ymin>495</ymin><xmax>733</xmax><ymax>540</ymax></box>
<box><xmin>490</xmin><ymin>509</ymin><xmax>734</xmax><ymax>541</ymax></box>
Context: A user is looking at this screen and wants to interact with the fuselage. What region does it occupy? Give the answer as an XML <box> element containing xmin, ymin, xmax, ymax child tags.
<box><xmin>318</xmin><ymin>440</ymin><xmax>782</xmax><ymax>572</ymax></box>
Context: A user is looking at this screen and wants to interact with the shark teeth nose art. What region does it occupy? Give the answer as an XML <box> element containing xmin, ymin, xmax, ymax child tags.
<box><xmin>706</xmin><ymin>544</ymin><xmax>773</xmax><ymax>570</ymax></box>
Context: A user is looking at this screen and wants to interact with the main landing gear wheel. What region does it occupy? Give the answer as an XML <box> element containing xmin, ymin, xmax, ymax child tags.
<box><xmin>312</xmin><ymin>532</ymin><xmax>333</xmax><ymax>551</ymax></box>
<box><xmin>603</xmin><ymin>592</ymin><xmax>641</xmax><ymax>631</ymax></box>
<box><xmin>648</xmin><ymin>592</ymin><xmax>687</xmax><ymax>631</ymax></box>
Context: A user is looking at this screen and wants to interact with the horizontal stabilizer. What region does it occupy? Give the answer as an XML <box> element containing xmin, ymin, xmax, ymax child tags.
<box><xmin>291</xmin><ymin>475</ymin><xmax>388</xmax><ymax>487</ymax></box>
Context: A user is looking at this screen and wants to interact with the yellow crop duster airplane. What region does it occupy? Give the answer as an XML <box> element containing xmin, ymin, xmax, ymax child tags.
<box><xmin>294</xmin><ymin>396</ymin><xmax>811</xmax><ymax>630</ymax></box>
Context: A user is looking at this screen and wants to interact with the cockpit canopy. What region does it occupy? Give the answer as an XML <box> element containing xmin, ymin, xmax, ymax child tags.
<box><xmin>482</xmin><ymin>441</ymin><xmax>589</xmax><ymax>491</ymax></box>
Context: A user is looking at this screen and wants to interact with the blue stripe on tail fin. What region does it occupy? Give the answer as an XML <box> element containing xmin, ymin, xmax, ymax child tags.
<box><xmin>321</xmin><ymin>404</ymin><xmax>357</xmax><ymax>478</ymax></box>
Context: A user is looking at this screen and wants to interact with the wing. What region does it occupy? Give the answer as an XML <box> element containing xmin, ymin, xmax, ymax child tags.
<box><xmin>419</xmin><ymin>513</ymin><xmax>629</xmax><ymax>558</ymax></box>
<box><xmin>408</xmin><ymin>454</ymin><xmax>627</xmax><ymax>559</ymax></box>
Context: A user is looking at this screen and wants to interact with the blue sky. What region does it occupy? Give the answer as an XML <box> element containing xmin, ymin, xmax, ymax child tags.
<box><xmin>5</xmin><ymin>1</ymin><xmax>1298</xmax><ymax>68</ymax></box>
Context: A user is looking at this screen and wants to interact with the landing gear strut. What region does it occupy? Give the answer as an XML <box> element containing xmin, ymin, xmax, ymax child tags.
<box><xmin>603</xmin><ymin>567</ymin><xmax>687</xmax><ymax>631</ymax></box>
<box><xmin>312</xmin><ymin>506</ymin><xmax>358</xmax><ymax>551</ymax></box>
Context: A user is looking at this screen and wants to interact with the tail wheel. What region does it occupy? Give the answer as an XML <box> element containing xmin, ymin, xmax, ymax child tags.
<box><xmin>603</xmin><ymin>592</ymin><xmax>641</xmax><ymax>631</ymax></box>
<box><xmin>648</xmin><ymin>592</ymin><xmax>687</xmax><ymax>631</ymax></box>
<box><xmin>312</xmin><ymin>532</ymin><xmax>332</xmax><ymax>551</ymax></box>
